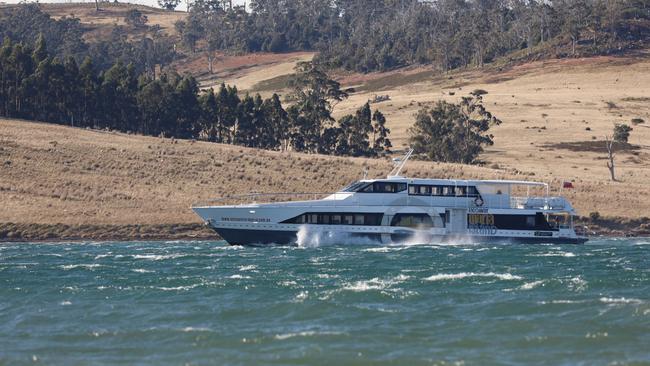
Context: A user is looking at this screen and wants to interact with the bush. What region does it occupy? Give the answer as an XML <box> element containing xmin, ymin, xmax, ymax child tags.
<box><xmin>589</xmin><ymin>211</ymin><xmax>601</xmax><ymax>221</ymax></box>
<box><xmin>125</xmin><ymin>9</ymin><xmax>148</xmax><ymax>28</ymax></box>
<box><xmin>613</xmin><ymin>123</ymin><xmax>632</xmax><ymax>143</ymax></box>
<box><xmin>631</xmin><ymin>118</ymin><xmax>645</xmax><ymax>125</ymax></box>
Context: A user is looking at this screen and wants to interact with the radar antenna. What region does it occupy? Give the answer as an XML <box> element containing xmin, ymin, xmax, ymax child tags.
<box><xmin>387</xmin><ymin>148</ymin><xmax>413</xmax><ymax>178</ymax></box>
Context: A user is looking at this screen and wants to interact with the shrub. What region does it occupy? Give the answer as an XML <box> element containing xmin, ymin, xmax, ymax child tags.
<box><xmin>613</xmin><ymin>123</ymin><xmax>632</xmax><ymax>143</ymax></box>
<box><xmin>589</xmin><ymin>212</ymin><xmax>601</xmax><ymax>221</ymax></box>
<box><xmin>125</xmin><ymin>9</ymin><xmax>148</xmax><ymax>28</ymax></box>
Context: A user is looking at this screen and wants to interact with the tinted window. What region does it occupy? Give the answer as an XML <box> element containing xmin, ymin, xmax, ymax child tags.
<box><xmin>282</xmin><ymin>213</ymin><xmax>384</xmax><ymax>226</ymax></box>
<box><xmin>342</xmin><ymin>181</ymin><xmax>369</xmax><ymax>192</ymax></box>
<box><xmin>361</xmin><ymin>182</ymin><xmax>406</xmax><ymax>193</ymax></box>
<box><xmin>390</xmin><ymin>213</ymin><xmax>434</xmax><ymax>228</ymax></box>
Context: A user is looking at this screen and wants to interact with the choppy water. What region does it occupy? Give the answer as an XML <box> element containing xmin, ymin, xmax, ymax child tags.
<box><xmin>1</xmin><ymin>239</ymin><xmax>649</xmax><ymax>365</ymax></box>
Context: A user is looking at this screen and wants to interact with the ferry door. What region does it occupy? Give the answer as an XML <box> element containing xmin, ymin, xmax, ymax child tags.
<box><xmin>446</xmin><ymin>209</ymin><xmax>468</xmax><ymax>233</ymax></box>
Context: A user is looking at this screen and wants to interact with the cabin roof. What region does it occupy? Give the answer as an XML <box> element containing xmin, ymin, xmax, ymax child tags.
<box><xmin>362</xmin><ymin>178</ymin><xmax>548</xmax><ymax>187</ymax></box>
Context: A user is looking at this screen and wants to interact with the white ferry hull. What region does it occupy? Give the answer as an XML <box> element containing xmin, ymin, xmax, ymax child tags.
<box><xmin>193</xmin><ymin>206</ymin><xmax>587</xmax><ymax>246</ymax></box>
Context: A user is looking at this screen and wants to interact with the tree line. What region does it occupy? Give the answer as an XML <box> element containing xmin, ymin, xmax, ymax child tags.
<box><xmin>0</xmin><ymin>4</ymin><xmax>177</xmax><ymax>76</ymax></box>
<box><xmin>177</xmin><ymin>0</ymin><xmax>649</xmax><ymax>73</ymax></box>
<box><xmin>0</xmin><ymin>36</ymin><xmax>390</xmax><ymax>157</ymax></box>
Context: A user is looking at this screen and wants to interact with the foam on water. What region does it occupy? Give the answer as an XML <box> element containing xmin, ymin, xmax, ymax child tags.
<box><xmin>296</xmin><ymin>225</ymin><xmax>383</xmax><ymax>247</ymax></box>
<box><xmin>424</xmin><ymin>272</ymin><xmax>523</xmax><ymax>281</ymax></box>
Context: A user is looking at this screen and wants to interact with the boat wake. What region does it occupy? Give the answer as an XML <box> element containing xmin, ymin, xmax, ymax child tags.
<box><xmin>296</xmin><ymin>225</ymin><xmax>383</xmax><ymax>247</ymax></box>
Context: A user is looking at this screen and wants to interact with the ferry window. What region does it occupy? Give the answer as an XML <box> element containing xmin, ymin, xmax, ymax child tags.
<box><xmin>408</xmin><ymin>185</ymin><xmax>433</xmax><ymax>196</ymax></box>
<box><xmin>365</xmin><ymin>214</ymin><xmax>382</xmax><ymax>226</ymax></box>
<box><xmin>467</xmin><ymin>186</ymin><xmax>479</xmax><ymax>197</ymax></box>
<box><xmin>363</xmin><ymin>182</ymin><xmax>407</xmax><ymax>193</ymax></box>
<box><xmin>432</xmin><ymin>186</ymin><xmax>442</xmax><ymax>196</ymax></box>
<box><xmin>342</xmin><ymin>181</ymin><xmax>368</xmax><ymax>192</ymax></box>
<box><xmin>282</xmin><ymin>213</ymin><xmax>384</xmax><ymax>226</ymax></box>
<box><xmin>443</xmin><ymin>186</ymin><xmax>455</xmax><ymax>196</ymax></box>
<box><xmin>354</xmin><ymin>214</ymin><xmax>365</xmax><ymax>225</ymax></box>
<box><xmin>390</xmin><ymin>214</ymin><xmax>434</xmax><ymax>228</ymax></box>
<box><xmin>320</xmin><ymin>215</ymin><xmax>330</xmax><ymax>224</ymax></box>
<box><xmin>361</xmin><ymin>184</ymin><xmax>374</xmax><ymax>193</ymax></box>
<box><xmin>526</xmin><ymin>216</ymin><xmax>535</xmax><ymax>227</ymax></box>
<box><xmin>379</xmin><ymin>182</ymin><xmax>395</xmax><ymax>193</ymax></box>
<box><xmin>455</xmin><ymin>186</ymin><xmax>467</xmax><ymax>196</ymax></box>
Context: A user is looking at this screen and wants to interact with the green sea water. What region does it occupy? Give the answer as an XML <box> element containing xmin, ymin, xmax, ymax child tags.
<box><xmin>1</xmin><ymin>238</ymin><xmax>649</xmax><ymax>365</ymax></box>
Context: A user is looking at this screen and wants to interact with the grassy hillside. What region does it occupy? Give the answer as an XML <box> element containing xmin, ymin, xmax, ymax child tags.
<box><xmin>39</xmin><ymin>2</ymin><xmax>185</xmax><ymax>40</ymax></box>
<box><xmin>2</xmin><ymin>4</ymin><xmax>649</xmax><ymax>240</ymax></box>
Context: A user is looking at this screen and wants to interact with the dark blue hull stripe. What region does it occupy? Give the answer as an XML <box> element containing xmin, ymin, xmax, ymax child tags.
<box><xmin>212</xmin><ymin>228</ymin><xmax>588</xmax><ymax>246</ymax></box>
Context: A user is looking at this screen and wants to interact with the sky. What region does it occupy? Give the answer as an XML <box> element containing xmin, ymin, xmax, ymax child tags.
<box><xmin>2</xmin><ymin>0</ymin><xmax>248</xmax><ymax>12</ymax></box>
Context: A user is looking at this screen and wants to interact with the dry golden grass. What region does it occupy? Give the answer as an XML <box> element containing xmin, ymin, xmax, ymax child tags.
<box><xmin>174</xmin><ymin>51</ymin><xmax>315</xmax><ymax>92</ymax></box>
<box><xmin>38</xmin><ymin>3</ymin><xmax>185</xmax><ymax>40</ymax></box>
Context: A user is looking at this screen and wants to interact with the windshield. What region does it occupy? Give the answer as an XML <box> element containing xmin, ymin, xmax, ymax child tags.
<box><xmin>341</xmin><ymin>181</ymin><xmax>369</xmax><ymax>192</ymax></box>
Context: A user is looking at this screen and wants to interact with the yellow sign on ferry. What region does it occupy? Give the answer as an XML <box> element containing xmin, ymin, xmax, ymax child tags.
<box><xmin>468</xmin><ymin>214</ymin><xmax>495</xmax><ymax>226</ymax></box>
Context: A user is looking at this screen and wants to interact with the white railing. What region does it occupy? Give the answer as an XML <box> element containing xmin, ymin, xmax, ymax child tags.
<box><xmin>192</xmin><ymin>192</ymin><xmax>333</xmax><ymax>208</ymax></box>
<box><xmin>510</xmin><ymin>196</ymin><xmax>568</xmax><ymax>210</ymax></box>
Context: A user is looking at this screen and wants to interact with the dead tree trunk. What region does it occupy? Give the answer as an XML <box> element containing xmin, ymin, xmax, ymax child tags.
<box><xmin>605</xmin><ymin>135</ymin><xmax>616</xmax><ymax>181</ymax></box>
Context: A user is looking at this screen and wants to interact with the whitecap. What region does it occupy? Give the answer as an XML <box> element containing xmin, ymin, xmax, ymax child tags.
<box><xmin>59</xmin><ymin>300</ymin><xmax>72</xmax><ymax>306</ymax></box>
<box><xmin>60</xmin><ymin>264</ymin><xmax>104</xmax><ymax>270</ymax></box>
<box><xmin>228</xmin><ymin>274</ymin><xmax>251</xmax><ymax>279</ymax></box>
<box><xmin>157</xmin><ymin>284</ymin><xmax>201</xmax><ymax>291</ymax></box>
<box><xmin>131</xmin><ymin>268</ymin><xmax>154</xmax><ymax>273</ymax></box>
<box><xmin>294</xmin><ymin>291</ymin><xmax>309</xmax><ymax>301</ymax></box>
<box><xmin>599</xmin><ymin>297</ymin><xmax>643</xmax><ymax>304</ymax></box>
<box><xmin>424</xmin><ymin>272</ymin><xmax>522</xmax><ymax>281</ymax></box>
<box><xmin>343</xmin><ymin>278</ymin><xmax>390</xmax><ymax>292</ymax></box>
<box><xmin>532</xmin><ymin>252</ymin><xmax>576</xmax><ymax>257</ymax></box>
<box><xmin>132</xmin><ymin>254</ymin><xmax>182</xmax><ymax>261</ymax></box>
<box><xmin>273</xmin><ymin>331</ymin><xmax>343</xmax><ymax>340</ymax></box>
<box><xmin>342</xmin><ymin>275</ymin><xmax>409</xmax><ymax>292</ymax></box>
<box><xmin>363</xmin><ymin>247</ymin><xmax>393</xmax><ymax>253</ymax></box>
<box><xmin>180</xmin><ymin>327</ymin><xmax>211</xmax><ymax>332</ymax></box>
<box><xmin>239</xmin><ymin>265</ymin><xmax>257</xmax><ymax>271</ymax></box>
<box><xmin>567</xmin><ymin>276</ymin><xmax>587</xmax><ymax>292</ymax></box>
<box><xmin>540</xmin><ymin>299</ymin><xmax>588</xmax><ymax>305</ymax></box>
<box><xmin>519</xmin><ymin>280</ymin><xmax>545</xmax><ymax>290</ymax></box>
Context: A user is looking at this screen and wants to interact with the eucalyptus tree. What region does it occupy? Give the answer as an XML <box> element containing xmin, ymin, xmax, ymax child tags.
<box><xmin>287</xmin><ymin>61</ymin><xmax>349</xmax><ymax>153</ymax></box>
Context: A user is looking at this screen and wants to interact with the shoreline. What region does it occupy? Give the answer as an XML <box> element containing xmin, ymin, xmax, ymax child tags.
<box><xmin>0</xmin><ymin>223</ymin><xmax>219</xmax><ymax>243</ymax></box>
<box><xmin>1</xmin><ymin>216</ymin><xmax>649</xmax><ymax>243</ymax></box>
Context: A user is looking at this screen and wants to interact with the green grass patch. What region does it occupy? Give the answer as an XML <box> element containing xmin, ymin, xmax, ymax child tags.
<box><xmin>250</xmin><ymin>74</ymin><xmax>293</xmax><ymax>92</ymax></box>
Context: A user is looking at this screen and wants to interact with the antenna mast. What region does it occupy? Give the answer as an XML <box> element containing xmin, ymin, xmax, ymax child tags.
<box><xmin>388</xmin><ymin>148</ymin><xmax>413</xmax><ymax>178</ymax></box>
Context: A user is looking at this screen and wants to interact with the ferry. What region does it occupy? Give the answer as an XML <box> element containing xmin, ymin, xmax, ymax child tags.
<box><xmin>192</xmin><ymin>150</ymin><xmax>588</xmax><ymax>245</ymax></box>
